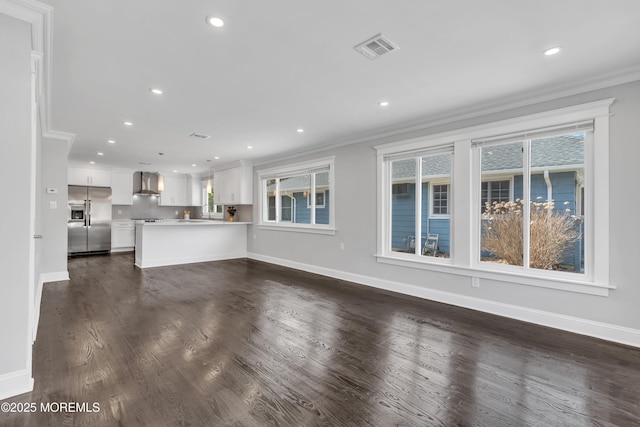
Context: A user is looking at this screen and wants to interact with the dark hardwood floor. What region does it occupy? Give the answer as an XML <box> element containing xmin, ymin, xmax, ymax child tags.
<box><xmin>2</xmin><ymin>253</ymin><xmax>640</xmax><ymax>426</ymax></box>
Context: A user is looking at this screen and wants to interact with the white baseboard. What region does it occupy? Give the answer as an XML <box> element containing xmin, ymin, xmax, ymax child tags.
<box><xmin>248</xmin><ymin>252</ymin><xmax>640</xmax><ymax>349</ymax></box>
<box><xmin>40</xmin><ymin>271</ymin><xmax>69</xmax><ymax>283</ymax></box>
<box><xmin>0</xmin><ymin>370</ymin><xmax>33</xmax><ymax>401</ymax></box>
<box><xmin>111</xmin><ymin>247</ymin><xmax>134</xmax><ymax>253</ymax></box>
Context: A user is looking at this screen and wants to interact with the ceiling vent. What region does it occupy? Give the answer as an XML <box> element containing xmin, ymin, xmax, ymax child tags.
<box><xmin>354</xmin><ymin>33</ymin><xmax>399</xmax><ymax>60</ymax></box>
<box><xmin>190</xmin><ymin>132</ymin><xmax>210</xmax><ymax>139</ymax></box>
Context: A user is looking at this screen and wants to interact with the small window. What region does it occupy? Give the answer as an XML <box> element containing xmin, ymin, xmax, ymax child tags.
<box><xmin>481</xmin><ymin>179</ymin><xmax>511</xmax><ymax>212</ymax></box>
<box><xmin>392</xmin><ymin>183</ymin><xmax>409</xmax><ymax>196</ymax></box>
<box><xmin>431</xmin><ymin>184</ymin><xmax>449</xmax><ymax>216</ymax></box>
<box><xmin>307</xmin><ymin>191</ymin><xmax>325</xmax><ymax>208</ymax></box>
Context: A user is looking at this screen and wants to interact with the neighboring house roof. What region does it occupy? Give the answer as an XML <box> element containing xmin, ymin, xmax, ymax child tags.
<box><xmin>266</xmin><ymin>172</ymin><xmax>330</xmax><ymax>193</ymax></box>
<box><xmin>392</xmin><ymin>134</ymin><xmax>584</xmax><ymax>181</ymax></box>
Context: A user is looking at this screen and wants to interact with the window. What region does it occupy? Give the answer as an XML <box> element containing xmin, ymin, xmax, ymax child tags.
<box><xmin>431</xmin><ymin>184</ymin><xmax>449</xmax><ymax>216</ymax></box>
<box><xmin>477</xmin><ymin>132</ymin><xmax>586</xmax><ymax>275</ymax></box>
<box><xmin>375</xmin><ymin>99</ymin><xmax>613</xmax><ymax>295</ymax></box>
<box><xmin>201</xmin><ymin>180</ymin><xmax>222</xmax><ymax>218</ymax></box>
<box><xmin>257</xmin><ymin>157</ymin><xmax>335</xmax><ymax>233</ymax></box>
<box><xmin>387</xmin><ymin>150</ymin><xmax>452</xmax><ymax>258</ymax></box>
<box><xmin>392</xmin><ymin>183</ymin><xmax>409</xmax><ymax>196</ymax></box>
<box><xmin>308</xmin><ymin>191</ymin><xmax>325</xmax><ymax>208</ymax></box>
<box><xmin>481</xmin><ymin>180</ymin><xmax>511</xmax><ymax>212</ymax></box>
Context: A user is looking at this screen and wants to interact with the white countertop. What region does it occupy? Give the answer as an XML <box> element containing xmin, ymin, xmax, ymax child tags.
<box><xmin>136</xmin><ymin>219</ymin><xmax>251</xmax><ymax>226</ymax></box>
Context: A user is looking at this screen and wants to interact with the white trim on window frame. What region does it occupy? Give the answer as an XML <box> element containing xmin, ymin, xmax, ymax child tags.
<box><xmin>257</xmin><ymin>156</ymin><xmax>336</xmax><ymax>235</ymax></box>
<box><xmin>375</xmin><ymin>99</ymin><xmax>614</xmax><ymax>296</ymax></box>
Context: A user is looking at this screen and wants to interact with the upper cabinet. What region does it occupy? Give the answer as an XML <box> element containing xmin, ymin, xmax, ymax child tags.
<box><xmin>111</xmin><ymin>171</ymin><xmax>134</xmax><ymax>205</ymax></box>
<box><xmin>187</xmin><ymin>175</ymin><xmax>202</xmax><ymax>207</ymax></box>
<box><xmin>213</xmin><ymin>161</ymin><xmax>253</xmax><ymax>205</ymax></box>
<box><xmin>159</xmin><ymin>175</ymin><xmax>188</xmax><ymax>206</ymax></box>
<box><xmin>68</xmin><ymin>167</ymin><xmax>111</xmax><ymax>187</ymax></box>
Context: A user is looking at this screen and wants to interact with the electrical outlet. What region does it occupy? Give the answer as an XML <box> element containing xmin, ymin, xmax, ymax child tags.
<box><xmin>471</xmin><ymin>277</ymin><xmax>480</xmax><ymax>288</ymax></box>
<box><xmin>175</xmin><ymin>211</ymin><xmax>179</xmax><ymax>215</ymax></box>
<box><xmin>339</xmin><ymin>242</ymin><xmax>345</xmax><ymax>251</ymax></box>
<box><xmin>49</xmin><ymin>201</ymin><xmax>57</xmax><ymax>209</ymax></box>
<box><xmin>117</xmin><ymin>209</ymin><xmax>122</xmax><ymax>214</ymax></box>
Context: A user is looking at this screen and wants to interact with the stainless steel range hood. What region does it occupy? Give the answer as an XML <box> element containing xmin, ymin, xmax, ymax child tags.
<box><xmin>133</xmin><ymin>171</ymin><xmax>161</xmax><ymax>196</ymax></box>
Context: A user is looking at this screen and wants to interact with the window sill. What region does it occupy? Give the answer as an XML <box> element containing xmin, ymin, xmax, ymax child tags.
<box><xmin>258</xmin><ymin>223</ymin><xmax>336</xmax><ymax>235</ymax></box>
<box><xmin>375</xmin><ymin>254</ymin><xmax>613</xmax><ymax>296</ymax></box>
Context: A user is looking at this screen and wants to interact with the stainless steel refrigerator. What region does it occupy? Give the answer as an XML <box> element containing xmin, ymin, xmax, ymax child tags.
<box><xmin>68</xmin><ymin>185</ymin><xmax>112</xmax><ymax>255</ymax></box>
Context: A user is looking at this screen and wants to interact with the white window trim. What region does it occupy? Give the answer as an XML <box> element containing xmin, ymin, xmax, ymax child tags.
<box><xmin>375</xmin><ymin>99</ymin><xmax>614</xmax><ymax>296</ymax></box>
<box><xmin>257</xmin><ymin>156</ymin><xmax>336</xmax><ymax>234</ymax></box>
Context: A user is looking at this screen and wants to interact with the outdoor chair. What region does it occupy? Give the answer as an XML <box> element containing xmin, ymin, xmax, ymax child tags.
<box><xmin>422</xmin><ymin>234</ymin><xmax>439</xmax><ymax>256</ymax></box>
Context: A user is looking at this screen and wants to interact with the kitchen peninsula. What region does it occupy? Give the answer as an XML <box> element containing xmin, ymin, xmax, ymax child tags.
<box><xmin>134</xmin><ymin>220</ymin><xmax>250</xmax><ymax>268</ymax></box>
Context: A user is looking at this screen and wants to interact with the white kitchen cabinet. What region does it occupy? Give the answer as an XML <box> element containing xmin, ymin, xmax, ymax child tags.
<box><xmin>111</xmin><ymin>171</ymin><xmax>133</xmax><ymax>205</ymax></box>
<box><xmin>159</xmin><ymin>175</ymin><xmax>188</xmax><ymax>206</ymax></box>
<box><xmin>187</xmin><ymin>175</ymin><xmax>202</xmax><ymax>207</ymax></box>
<box><xmin>213</xmin><ymin>162</ymin><xmax>253</xmax><ymax>205</ymax></box>
<box><xmin>111</xmin><ymin>220</ymin><xmax>135</xmax><ymax>251</ymax></box>
<box><xmin>68</xmin><ymin>167</ymin><xmax>112</xmax><ymax>187</ymax></box>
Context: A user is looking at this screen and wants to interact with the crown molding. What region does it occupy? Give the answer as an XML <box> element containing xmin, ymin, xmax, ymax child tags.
<box><xmin>43</xmin><ymin>130</ymin><xmax>76</xmax><ymax>150</ymax></box>
<box><xmin>253</xmin><ymin>68</ymin><xmax>640</xmax><ymax>168</ymax></box>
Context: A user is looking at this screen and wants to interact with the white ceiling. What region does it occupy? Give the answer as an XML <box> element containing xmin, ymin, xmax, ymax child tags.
<box><xmin>43</xmin><ymin>0</ymin><xmax>640</xmax><ymax>174</ymax></box>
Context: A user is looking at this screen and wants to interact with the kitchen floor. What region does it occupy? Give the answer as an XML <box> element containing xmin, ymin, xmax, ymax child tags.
<box><xmin>2</xmin><ymin>254</ymin><xmax>640</xmax><ymax>426</ymax></box>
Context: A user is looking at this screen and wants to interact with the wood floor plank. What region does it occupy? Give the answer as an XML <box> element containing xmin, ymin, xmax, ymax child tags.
<box><xmin>1</xmin><ymin>253</ymin><xmax>640</xmax><ymax>426</ymax></box>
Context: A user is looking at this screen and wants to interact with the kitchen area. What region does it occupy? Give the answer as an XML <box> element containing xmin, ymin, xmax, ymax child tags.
<box><xmin>67</xmin><ymin>161</ymin><xmax>253</xmax><ymax>267</ymax></box>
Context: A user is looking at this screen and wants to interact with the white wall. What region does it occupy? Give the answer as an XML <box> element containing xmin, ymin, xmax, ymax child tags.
<box><xmin>248</xmin><ymin>80</ymin><xmax>640</xmax><ymax>346</ymax></box>
<box><xmin>40</xmin><ymin>138</ymin><xmax>69</xmax><ymax>278</ymax></box>
<box><xmin>0</xmin><ymin>12</ymin><xmax>34</xmax><ymax>396</ymax></box>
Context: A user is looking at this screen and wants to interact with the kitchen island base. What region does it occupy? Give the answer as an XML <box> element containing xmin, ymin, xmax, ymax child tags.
<box><xmin>135</xmin><ymin>221</ymin><xmax>249</xmax><ymax>268</ymax></box>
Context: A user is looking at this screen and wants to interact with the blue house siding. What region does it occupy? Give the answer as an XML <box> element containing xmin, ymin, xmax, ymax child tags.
<box><xmin>288</xmin><ymin>190</ymin><xmax>330</xmax><ymax>225</ymax></box>
<box><xmin>391</xmin><ymin>184</ymin><xmax>416</xmax><ymax>250</ymax></box>
<box><xmin>391</xmin><ymin>183</ymin><xmax>451</xmax><ymax>254</ymax></box>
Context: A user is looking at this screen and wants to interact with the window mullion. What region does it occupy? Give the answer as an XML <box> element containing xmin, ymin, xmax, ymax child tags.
<box><xmin>522</xmin><ymin>140</ymin><xmax>532</xmax><ymax>270</ymax></box>
<box><xmin>310</xmin><ymin>173</ymin><xmax>316</xmax><ymax>225</ymax></box>
<box><xmin>415</xmin><ymin>158</ymin><xmax>422</xmax><ymax>256</ymax></box>
<box><xmin>275</xmin><ymin>179</ymin><xmax>281</xmax><ymax>223</ymax></box>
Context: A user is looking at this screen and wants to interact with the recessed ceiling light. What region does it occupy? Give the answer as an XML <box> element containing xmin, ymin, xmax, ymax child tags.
<box><xmin>206</xmin><ymin>16</ymin><xmax>224</xmax><ymax>27</ymax></box>
<box><xmin>89</xmin><ymin>161</ymin><xmax>95</xmax><ymax>164</ymax></box>
<box><xmin>297</xmin><ymin>128</ymin><xmax>305</xmax><ymax>133</ymax></box>
<box><xmin>543</xmin><ymin>46</ymin><xmax>562</xmax><ymax>56</ymax></box>
<box><xmin>108</xmin><ymin>139</ymin><xmax>115</xmax><ymax>144</ymax></box>
<box><xmin>247</xmin><ymin>145</ymin><xmax>253</xmax><ymax>149</ymax></box>
<box><xmin>379</xmin><ymin>100</ymin><xmax>390</xmax><ymax>107</ymax></box>
<box><xmin>149</xmin><ymin>88</ymin><xmax>163</xmax><ymax>95</ymax></box>
<box><xmin>192</xmin><ymin>164</ymin><xmax>197</xmax><ymax>167</ymax></box>
<box><xmin>123</xmin><ymin>121</ymin><xmax>133</xmax><ymax>126</ymax></box>
<box><xmin>173</xmin><ymin>170</ymin><xmax>178</xmax><ymax>173</ymax></box>
<box><xmin>97</xmin><ymin>152</ymin><xmax>104</xmax><ymax>156</ymax></box>
<box><xmin>214</xmin><ymin>156</ymin><xmax>220</xmax><ymax>160</ymax></box>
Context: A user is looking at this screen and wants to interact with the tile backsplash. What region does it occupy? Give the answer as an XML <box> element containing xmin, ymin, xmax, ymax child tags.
<box><xmin>112</xmin><ymin>195</ymin><xmax>198</xmax><ymax>220</ymax></box>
